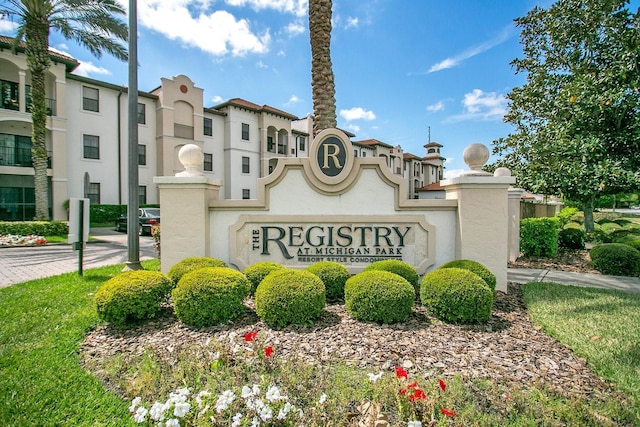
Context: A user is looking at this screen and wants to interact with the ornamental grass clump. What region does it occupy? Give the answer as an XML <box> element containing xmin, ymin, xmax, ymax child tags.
<box><xmin>167</xmin><ymin>256</ymin><xmax>227</xmax><ymax>286</ymax></box>
<box><xmin>438</xmin><ymin>259</ymin><xmax>496</xmax><ymax>292</ymax></box>
<box><xmin>305</xmin><ymin>261</ymin><xmax>351</xmax><ymax>301</ymax></box>
<box><xmin>94</xmin><ymin>270</ymin><xmax>172</xmax><ymax>328</ymax></box>
<box><xmin>344</xmin><ymin>270</ymin><xmax>415</xmax><ymax>324</ymax></box>
<box><xmin>243</xmin><ymin>261</ymin><xmax>286</xmax><ymax>296</ymax></box>
<box><xmin>590</xmin><ymin>243</ymin><xmax>640</xmax><ymax>277</ymax></box>
<box><xmin>172</xmin><ymin>267</ymin><xmax>251</xmax><ymax>327</ymax></box>
<box><xmin>254</xmin><ymin>269</ymin><xmax>325</xmax><ymax>329</ymax></box>
<box><xmin>420</xmin><ymin>268</ymin><xmax>493</xmax><ymax>324</ymax></box>
<box><xmin>363</xmin><ymin>259</ymin><xmax>420</xmax><ymax>296</ymax></box>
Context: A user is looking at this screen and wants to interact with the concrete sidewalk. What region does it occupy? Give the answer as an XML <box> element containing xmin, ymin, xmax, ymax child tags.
<box><xmin>507</xmin><ymin>268</ymin><xmax>640</xmax><ymax>293</ymax></box>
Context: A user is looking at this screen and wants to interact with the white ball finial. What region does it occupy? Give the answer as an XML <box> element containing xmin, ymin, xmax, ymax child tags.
<box><xmin>461</xmin><ymin>143</ymin><xmax>491</xmax><ymax>176</ymax></box>
<box><xmin>176</xmin><ymin>144</ymin><xmax>204</xmax><ymax>177</ymax></box>
<box><xmin>494</xmin><ymin>167</ymin><xmax>512</xmax><ymax>177</ymax></box>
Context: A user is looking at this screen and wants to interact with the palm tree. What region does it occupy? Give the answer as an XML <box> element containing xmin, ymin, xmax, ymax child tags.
<box><xmin>309</xmin><ymin>0</ymin><xmax>337</xmax><ymax>135</ymax></box>
<box><xmin>1</xmin><ymin>0</ymin><xmax>128</xmax><ymax>220</ymax></box>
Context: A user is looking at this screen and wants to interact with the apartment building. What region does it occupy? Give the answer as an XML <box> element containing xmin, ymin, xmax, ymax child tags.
<box><xmin>0</xmin><ymin>37</ymin><xmax>443</xmax><ymax>221</ymax></box>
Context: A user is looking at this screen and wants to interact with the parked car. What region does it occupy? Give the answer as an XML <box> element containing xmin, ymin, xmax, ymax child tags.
<box><xmin>115</xmin><ymin>208</ymin><xmax>160</xmax><ymax>236</ymax></box>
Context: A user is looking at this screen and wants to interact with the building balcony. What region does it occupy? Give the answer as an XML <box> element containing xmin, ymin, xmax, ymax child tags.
<box><xmin>0</xmin><ymin>146</ymin><xmax>52</xmax><ymax>168</ymax></box>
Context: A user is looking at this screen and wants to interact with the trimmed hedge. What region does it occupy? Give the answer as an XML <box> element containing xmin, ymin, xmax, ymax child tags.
<box><xmin>254</xmin><ymin>269</ymin><xmax>326</xmax><ymax>329</ymax></box>
<box><xmin>243</xmin><ymin>261</ymin><xmax>286</xmax><ymax>296</ymax></box>
<box><xmin>623</xmin><ymin>239</ymin><xmax>640</xmax><ymax>252</ymax></box>
<box><xmin>0</xmin><ymin>221</ymin><xmax>68</xmax><ymax>236</ymax></box>
<box><xmin>439</xmin><ymin>259</ymin><xmax>496</xmax><ymax>292</ymax></box>
<box><xmin>88</xmin><ymin>204</ymin><xmax>159</xmax><ymax>225</ymax></box>
<box><xmin>558</xmin><ymin>227</ymin><xmax>585</xmax><ymax>249</ymax></box>
<box><xmin>172</xmin><ymin>267</ymin><xmax>251</xmax><ymax>327</ymax></box>
<box><xmin>363</xmin><ymin>260</ymin><xmax>420</xmax><ymax>296</ymax></box>
<box><xmin>344</xmin><ymin>271</ymin><xmax>415</xmax><ymax>324</ymax></box>
<box><xmin>590</xmin><ymin>243</ymin><xmax>640</xmax><ymax>277</ymax></box>
<box><xmin>520</xmin><ymin>217</ymin><xmax>559</xmax><ymax>257</ymax></box>
<box><xmin>305</xmin><ymin>261</ymin><xmax>351</xmax><ymax>301</ymax></box>
<box><xmin>94</xmin><ymin>270</ymin><xmax>172</xmax><ymax>328</ymax></box>
<box><xmin>167</xmin><ymin>257</ymin><xmax>227</xmax><ymax>286</ymax></box>
<box><xmin>420</xmin><ymin>268</ymin><xmax>494</xmax><ymax>324</ymax></box>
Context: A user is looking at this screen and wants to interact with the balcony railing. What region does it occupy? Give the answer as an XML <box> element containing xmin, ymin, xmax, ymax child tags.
<box><xmin>0</xmin><ymin>146</ymin><xmax>52</xmax><ymax>168</ymax></box>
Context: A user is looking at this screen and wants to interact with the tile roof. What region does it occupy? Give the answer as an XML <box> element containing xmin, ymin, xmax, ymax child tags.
<box><xmin>417</xmin><ymin>181</ymin><xmax>445</xmax><ymax>192</ymax></box>
<box><xmin>213</xmin><ymin>97</ymin><xmax>299</xmax><ymax>120</ymax></box>
<box><xmin>353</xmin><ymin>138</ymin><xmax>394</xmax><ymax>149</ymax></box>
<box><xmin>0</xmin><ymin>35</ymin><xmax>79</xmax><ymax>72</ymax></box>
<box><xmin>424</xmin><ymin>141</ymin><xmax>443</xmax><ymax>148</ymax></box>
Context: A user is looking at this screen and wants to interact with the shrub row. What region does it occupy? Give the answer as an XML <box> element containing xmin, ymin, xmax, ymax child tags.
<box><xmin>0</xmin><ymin>221</ymin><xmax>68</xmax><ymax>236</ymax></box>
<box><xmin>590</xmin><ymin>243</ymin><xmax>640</xmax><ymax>277</ymax></box>
<box><xmin>87</xmin><ymin>204</ymin><xmax>160</xmax><ymax>225</ymax></box>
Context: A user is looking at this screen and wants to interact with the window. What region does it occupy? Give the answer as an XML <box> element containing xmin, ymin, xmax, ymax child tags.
<box><xmin>299</xmin><ymin>136</ymin><xmax>306</xmax><ymax>151</ymax></box>
<box><xmin>241</xmin><ymin>156</ymin><xmax>250</xmax><ymax>173</ymax></box>
<box><xmin>137</xmin><ymin>103</ymin><xmax>146</xmax><ymax>124</ymax></box>
<box><xmin>83</xmin><ymin>134</ymin><xmax>100</xmax><ymax>159</ymax></box>
<box><xmin>204</xmin><ymin>153</ymin><xmax>213</xmax><ymax>171</ymax></box>
<box><xmin>354</xmin><ymin>149</ymin><xmax>358</xmax><ymax>157</ymax></box>
<box><xmin>1</xmin><ymin>79</ymin><xmax>19</xmax><ymax>111</ymax></box>
<box><xmin>203</xmin><ymin>118</ymin><xmax>213</xmax><ymax>136</ymax></box>
<box><xmin>138</xmin><ymin>144</ymin><xmax>146</xmax><ymax>165</ymax></box>
<box><xmin>87</xmin><ymin>182</ymin><xmax>101</xmax><ymax>204</ymax></box>
<box><xmin>362</xmin><ymin>152</ymin><xmax>367</xmax><ymax>157</ymax></box>
<box><xmin>82</xmin><ymin>86</ymin><xmax>99</xmax><ymax>112</ymax></box>
<box><xmin>241</xmin><ymin>123</ymin><xmax>249</xmax><ymax>140</ymax></box>
<box><xmin>267</xmin><ymin>136</ymin><xmax>274</xmax><ymax>152</ymax></box>
<box><xmin>242</xmin><ymin>189</ymin><xmax>250</xmax><ymax>199</ymax></box>
<box><xmin>139</xmin><ymin>186</ymin><xmax>147</xmax><ymax>205</ymax></box>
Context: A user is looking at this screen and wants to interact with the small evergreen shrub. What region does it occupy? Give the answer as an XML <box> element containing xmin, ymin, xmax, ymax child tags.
<box><xmin>563</xmin><ymin>221</ymin><xmax>583</xmax><ymax>230</ymax></box>
<box><xmin>420</xmin><ymin>268</ymin><xmax>494</xmax><ymax>324</ymax></box>
<box><xmin>363</xmin><ymin>260</ymin><xmax>420</xmax><ymax>296</ymax></box>
<box><xmin>254</xmin><ymin>269</ymin><xmax>326</xmax><ymax>329</ymax></box>
<box><xmin>558</xmin><ymin>227</ymin><xmax>585</xmax><ymax>249</ymax></box>
<box><xmin>243</xmin><ymin>261</ymin><xmax>286</xmax><ymax>296</ymax></box>
<box><xmin>601</xmin><ymin>222</ymin><xmax>622</xmax><ymax>235</ymax></box>
<box><xmin>590</xmin><ymin>243</ymin><xmax>640</xmax><ymax>277</ymax></box>
<box><xmin>305</xmin><ymin>261</ymin><xmax>351</xmax><ymax>301</ymax></box>
<box><xmin>344</xmin><ymin>271</ymin><xmax>415</xmax><ymax>324</ymax></box>
<box><xmin>167</xmin><ymin>256</ymin><xmax>226</xmax><ymax>286</ymax></box>
<box><xmin>613</xmin><ymin>218</ymin><xmax>632</xmax><ymax>227</ymax></box>
<box><xmin>623</xmin><ymin>239</ymin><xmax>640</xmax><ymax>252</ymax></box>
<box><xmin>613</xmin><ymin>234</ymin><xmax>639</xmax><ymax>244</ymax></box>
<box><xmin>597</xmin><ymin>218</ymin><xmax>616</xmax><ymax>225</ymax></box>
<box><xmin>570</xmin><ymin>212</ymin><xmax>584</xmax><ymax>224</ymax></box>
<box><xmin>172</xmin><ymin>267</ymin><xmax>251</xmax><ymax>327</ymax></box>
<box><xmin>94</xmin><ymin>270</ymin><xmax>172</xmax><ymax>328</ymax></box>
<box><xmin>554</xmin><ymin>207</ymin><xmax>579</xmax><ymax>228</ymax></box>
<box><xmin>624</xmin><ymin>223</ymin><xmax>640</xmax><ymax>233</ymax></box>
<box><xmin>438</xmin><ymin>259</ymin><xmax>496</xmax><ymax>292</ymax></box>
<box><xmin>520</xmin><ymin>217</ymin><xmax>559</xmax><ymax>257</ymax></box>
<box><xmin>0</xmin><ymin>221</ymin><xmax>68</xmax><ymax>236</ymax></box>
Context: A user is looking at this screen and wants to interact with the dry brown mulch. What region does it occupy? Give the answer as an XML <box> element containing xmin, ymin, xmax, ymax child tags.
<box><xmin>508</xmin><ymin>248</ymin><xmax>600</xmax><ymax>274</ymax></box>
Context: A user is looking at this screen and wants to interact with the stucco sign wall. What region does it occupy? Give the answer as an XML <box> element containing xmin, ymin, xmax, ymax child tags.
<box><xmin>229</xmin><ymin>214</ymin><xmax>436</xmax><ymax>273</ymax></box>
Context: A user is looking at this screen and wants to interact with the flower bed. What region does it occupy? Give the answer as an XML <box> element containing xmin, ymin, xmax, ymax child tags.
<box><xmin>0</xmin><ymin>234</ymin><xmax>47</xmax><ymax>247</ymax></box>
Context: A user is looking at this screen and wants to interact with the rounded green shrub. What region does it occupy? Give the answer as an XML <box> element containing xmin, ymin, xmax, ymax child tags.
<box><xmin>563</xmin><ymin>221</ymin><xmax>583</xmax><ymax>230</ymax></box>
<box><xmin>420</xmin><ymin>268</ymin><xmax>494</xmax><ymax>324</ymax></box>
<box><xmin>344</xmin><ymin>271</ymin><xmax>415</xmax><ymax>324</ymax></box>
<box><xmin>94</xmin><ymin>270</ymin><xmax>172</xmax><ymax>328</ymax></box>
<box><xmin>613</xmin><ymin>218</ymin><xmax>632</xmax><ymax>227</ymax></box>
<box><xmin>558</xmin><ymin>227</ymin><xmax>585</xmax><ymax>249</ymax></box>
<box><xmin>243</xmin><ymin>261</ymin><xmax>286</xmax><ymax>296</ymax></box>
<box><xmin>363</xmin><ymin>260</ymin><xmax>419</xmax><ymax>296</ymax></box>
<box><xmin>167</xmin><ymin>256</ymin><xmax>226</xmax><ymax>286</ymax></box>
<box><xmin>438</xmin><ymin>259</ymin><xmax>496</xmax><ymax>292</ymax></box>
<box><xmin>622</xmin><ymin>239</ymin><xmax>640</xmax><ymax>252</ymax></box>
<box><xmin>255</xmin><ymin>269</ymin><xmax>325</xmax><ymax>328</ymax></box>
<box><xmin>600</xmin><ymin>222</ymin><xmax>622</xmax><ymax>236</ymax></box>
<box><xmin>613</xmin><ymin>234</ymin><xmax>639</xmax><ymax>244</ymax></box>
<box><xmin>590</xmin><ymin>243</ymin><xmax>640</xmax><ymax>277</ymax></box>
<box><xmin>623</xmin><ymin>223</ymin><xmax>640</xmax><ymax>233</ymax></box>
<box><xmin>305</xmin><ymin>261</ymin><xmax>351</xmax><ymax>301</ymax></box>
<box><xmin>172</xmin><ymin>267</ymin><xmax>251</xmax><ymax>327</ymax></box>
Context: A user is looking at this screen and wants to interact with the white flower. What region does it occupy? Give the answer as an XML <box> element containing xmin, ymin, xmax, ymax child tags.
<box><xmin>228</xmin><ymin>331</ymin><xmax>237</xmax><ymax>342</ymax></box>
<box><xmin>231</xmin><ymin>412</ymin><xmax>243</xmax><ymax>427</ymax></box>
<box><xmin>212</xmin><ymin>351</ymin><xmax>220</xmax><ymax>360</ymax></box>
<box><xmin>165</xmin><ymin>418</ymin><xmax>180</xmax><ymax>427</ymax></box>
<box><xmin>252</xmin><ymin>384</ymin><xmax>261</xmax><ymax>396</ymax></box>
<box><xmin>215</xmin><ymin>390</ymin><xmax>236</xmax><ymax>413</ymax></box>
<box><xmin>129</xmin><ymin>396</ymin><xmax>142</xmax><ymax>412</ymax></box>
<box><xmin>407</xmin><ymin>421</ymin><xmax>422</xmax><ymax>427</ymax></box>
<box><xmin>368</xmin><ymin>372</ymin><xmax>383</xmax><ymax>382</ymax></box>
<box><xmin>133</xmin><ymin>406</ymin><xmax>148</xmax><ymax>423</ymax></box>
<box><xmin>175</xmin><ymin>388</ymin><xmax>190</xmax><ymax>397</ymax></box>
<box><xmin>149</xmin><ymin>401</ymin><xmax>167</xmax><ymax>421</ymax></box>
<box><xmin>241</xmin><ymin>385</ymin><xmax>254</xmax><ymax>399</ymax></box>
<box><xmin>265</xmin><ymin>385</ymin><xmax>285</xmax><ymax>402</ymax></box>
<box><xmin>251</xmin><ymin>416</ymin><xmax>260</xmax><ymax>427</ymax></box>
<box><xmin>195</xmin><ymin>390</ymin><xmax>211</xmax><ymax>408</ymax></box>
<box><xmin>168</xmin><ymin>391</ymin><xmax>187</xmax><ymax>404</ymax></box>
<box><xmin>277</xmin><ymin>402</ymin><xmax>292</xmax><ymax>420</ymax></box>
<box><xmin>318</xmin><ymin>393</ymin><xmax>327</xmax><ymax>404</ymax></box>
<box><xmin>174</xmin><ymin>401</ymin><xmax>191</xmax><ymax>418</ymax></box>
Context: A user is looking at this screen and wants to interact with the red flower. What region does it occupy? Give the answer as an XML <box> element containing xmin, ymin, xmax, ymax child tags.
<box><xmin>409</xmin><ymin>388</ymin><xmax>426</xmax><ymax>401</ymax></box>
<box><xmin>407</xmin><ymin>381</ymin><xmax>418</xmax><ymax>389</ymax></box>
<box><xmin>440</xmin><ymin>408</ymin><xmax>455</xmax><ymax>417</ymax></box>
<box><xmin>395</xmin><ymin>366</ymin><xmax>408</xmax><ymax>380</ymax></box>
<box><xmin>244</xmin><ymin>330</ymin><xmax>258</xmax><ymax>342</ymax></box>
<box><xmin>438</xmin><ymin>378</ymin><xmax>447</xmax><ymax>392</ymax></box>
<box><xmin>264</xmin><ymin>346</ymin><xmax>274</xmax><ymax>357</ymax></box>
<box><xmin>399</xmin><ymin>388</ymin><xmax>407</xmax><ymax>395</ymax></box>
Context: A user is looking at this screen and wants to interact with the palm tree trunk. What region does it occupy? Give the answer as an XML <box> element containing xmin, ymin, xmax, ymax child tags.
<box><xmin>309</xmin><ymin>0</ymin><xmax>337</xmax><ymax>135</ymax></box>
<box><xmin>25</xmin><ymin>17</ymin><xmax>51</xmax><ymax>220</ymax></box>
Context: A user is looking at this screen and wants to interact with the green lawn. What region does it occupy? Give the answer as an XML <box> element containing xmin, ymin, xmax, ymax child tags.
<box><xmin>1</xmin><ymin>266</ymin><xmax>638</xmax><ymax>426</ymax></box>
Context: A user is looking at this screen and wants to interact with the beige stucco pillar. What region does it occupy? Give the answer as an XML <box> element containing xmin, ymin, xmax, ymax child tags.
<box><xmin>507</xmin><ymin>187</ymin><xmax>525</xmax><ymax>262</ymax></box>
<box><xmin>18</xmin><ymin>70</ymin><xmax>26</xmax><ymax>113</ymax></box>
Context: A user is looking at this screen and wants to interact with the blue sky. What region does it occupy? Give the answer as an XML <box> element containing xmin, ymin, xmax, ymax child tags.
<box><xmin>3</xmin><ymin>0</ymin><xmax>636</xmax><ymax>176</ymax></box>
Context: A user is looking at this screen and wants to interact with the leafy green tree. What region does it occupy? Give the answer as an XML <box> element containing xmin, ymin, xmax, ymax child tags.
<box><xmin>494</xmin><ymin>0</ymin><xmax>640</xmax><ymax>232</ymax></box>
<box><xmin>1</xmin><ymin>0</ymin><xmax>127</xmax><ymax>220</ymax></box>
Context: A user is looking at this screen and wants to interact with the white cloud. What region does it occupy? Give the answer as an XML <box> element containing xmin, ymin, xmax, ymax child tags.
<box><xmin>73</xmin><ymin>61</ymin><xmax>112</xmax><ymax>77</ymax></box>
<box><xmin>288</xmin><ymin>95</ymin><xmax>300</xmax><ymax>103</ymax></box>
<box><xmin>339</xmin><ymin>107</ymin><xmax>376</xmax><ymax>121</ymax></box>
<box><xmin>444</xmin><ymin>169</ymin><xmax>465</xmax><ymax>179</ymax></box>
<box><xmin>426</xmin><ymin>101</ymin><xmax>444</xmax><ymax>112</ymax></box>
<box><xmin>277</xmin><ymin>49</ymin><xmax>286</xmax><ymax>56</ymax></box>
<box><xmin>445</xmin><ymin>89</ymin><xmax>507</xmax><ymax>122</ymax></box>
<box><xmin>428</xmin><ymin>25</ymin><xmax>513</xmax><ymax>73</ymax></box>
<box><xmin>256</xmin><ymin>60</ymin><xmax>268</xmax><ymax>68</ymax></box>
<box><xmin>0</xmin><ymin>18</ymin><xmax>18</xmax><ymax>34</ymax></box>
<box><xmin>138</xmin><ymin>0</ymin><xmax>271</xmax><ymax>57</ymax></box>
<box><xmin>345</xmin><ymin>17</ymin><xmax>359</xmax><ymax>29</ymax></box>
<box><xmin>211</xmin><ymin>95</ymin><xmax>224</xmax><ymax>103</ymax></box>
<box><xmin>284</xmin><ymin>22</ymin><xmax>305</xmax><ymax>36</ymax></box>
<box><xmin>346</xmin><ymin>124</ymin><xmax>360</xmax><ymax>133</ymax></box>
<box><xmin>225</xmin><ymin>0</ymin><xmax>308</xmax><ymax>17</ymax></box>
